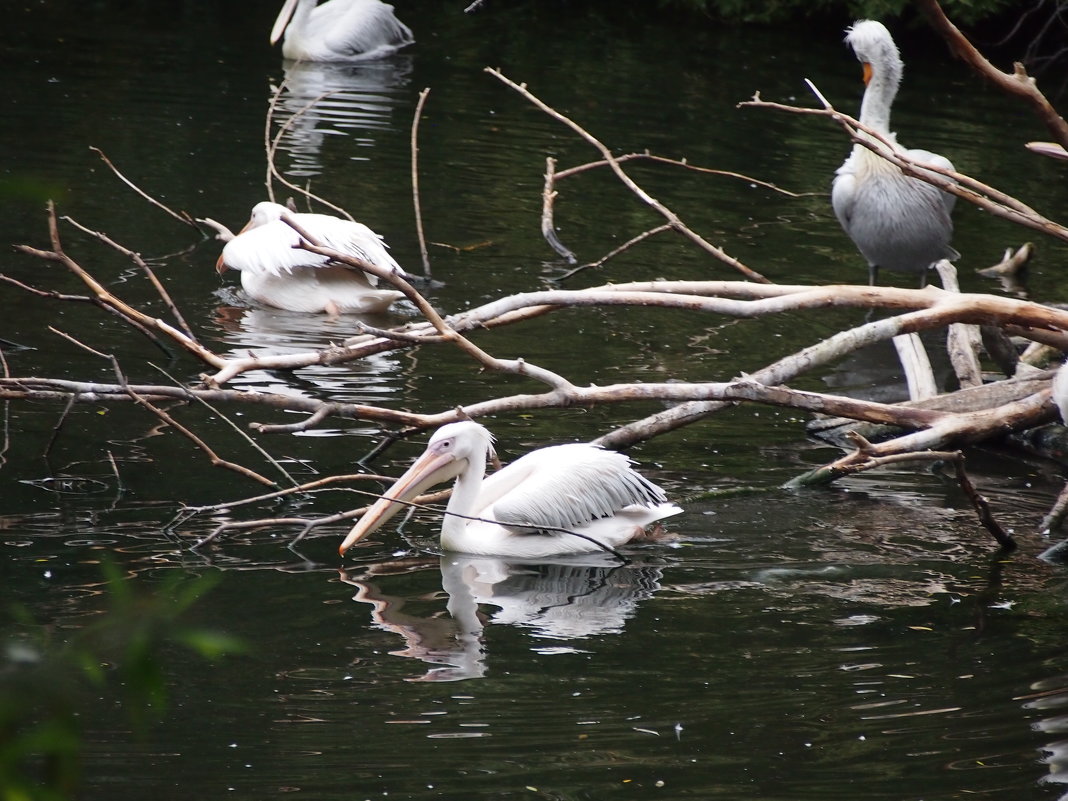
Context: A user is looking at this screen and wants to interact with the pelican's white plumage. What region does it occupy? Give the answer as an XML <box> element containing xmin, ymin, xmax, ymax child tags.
<box><xmin>271</xmin><ymin>0</ymin><xmax>414</xmax><ymax>62</ymax></box>
<box><xmin>216</xmin><ymin>201</ymin><xmax>409</xmax><ymax>314</ymax></box>
<box><xmin>1054</xmin><ymin>365</ymin><xmax>1068</xmax><ymax>424</ymax></box>
<box><xmin>831</xmin><ymin>20</ymin><xmax>959</xmax><ymax>284</ymax></box>
<box><xmin>339</xmin><ymin>421</ymin><xmax>682</xmax><ymax>558</ymax></box>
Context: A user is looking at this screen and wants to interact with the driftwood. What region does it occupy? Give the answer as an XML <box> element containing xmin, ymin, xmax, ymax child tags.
<box><xmin>3</xmin><ymin>0</ymin><xmax>1068</xmax><ymax>555</ymax></box>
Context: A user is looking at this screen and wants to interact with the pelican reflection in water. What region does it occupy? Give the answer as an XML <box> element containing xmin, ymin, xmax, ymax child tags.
<box><xmin>341</xmin><ymin>553</ymin><xmax>664</xmax><ymax>681</ymax></box>
<box><xmin>274</xmin><ymin>57</ymin><xmax>412</xmax><ymax>179</ymax></box>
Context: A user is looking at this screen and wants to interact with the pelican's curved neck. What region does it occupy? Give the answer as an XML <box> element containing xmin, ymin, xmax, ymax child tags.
<box><xmin>442</xmin><ymin>456</ymin><xmax>488</xmax><ymax>540</ymax></box>
<box><xmin>288</xmin><ymin>0</ymin><xmax>317</xmax><ymax>39</ymax></box>
<box><xmin>858</xmin><ymin>55</ymin><xmax>901</xmax><ymax>136</ymax></box>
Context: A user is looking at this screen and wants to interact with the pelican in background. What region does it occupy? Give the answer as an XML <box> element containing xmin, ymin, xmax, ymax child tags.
<box><xmin>216</xmin><ymin>201</ymin><xmax>410</xmax><ymax>315</ymax></box>
<box><xmin>271</xmin><ymin>0</ymin><xmax>414</xmax><ymax>62</ymax></box>
<box><xmin>832</xmin><ymin>20</ymin><xmax>959</xmax><ymax>285</ymax></box>
<box><xmin>339</xmin><ymin>421</ymin><xmax>682</xmax><ymax>559</ymax></box>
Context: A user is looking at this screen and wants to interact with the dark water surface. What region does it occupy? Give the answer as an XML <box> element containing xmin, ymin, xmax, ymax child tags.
<box><xmin>4</xmin><ymin>3</ymin><xmax>1068</xmax><ymax>799</ymax></box>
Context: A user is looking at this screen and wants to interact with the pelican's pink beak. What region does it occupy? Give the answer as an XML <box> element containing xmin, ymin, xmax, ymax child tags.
<box><xmin>339</xmin><ymin>446</ymin><xmax>465</xmax><ymax>555</ymax></box>
<box><xmin>270</xmin><ymin>0</ymin><xmax>299</xmax><ymax>45</ymax></box>
<box><xmin>1026</xmin><ymin>141</ymin><xmax>1068</xmax><ymax>161</ymax></box>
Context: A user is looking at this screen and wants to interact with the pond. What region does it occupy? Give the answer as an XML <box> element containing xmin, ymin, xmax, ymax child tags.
<box><xmin>4</xmin><ymin>2</ymin><xmax>1068</xmax><ymax>799</ymax></box>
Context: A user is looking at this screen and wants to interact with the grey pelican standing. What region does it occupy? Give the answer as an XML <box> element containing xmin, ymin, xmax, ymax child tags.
<box><xmin>831</xmin><ymin>20</ymin><xmax>959</xmax><ymax>285</ymax></box>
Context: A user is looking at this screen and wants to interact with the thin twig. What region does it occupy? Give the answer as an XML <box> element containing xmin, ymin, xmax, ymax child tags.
<box><xmin>150</xmin><ymin>362</ymin><xmax>301</xmax><ymax>488</ymax></box>
<box><xmin>265</xmin><ymin>81</ymin><xmax>353</xmax><ymax>219</ymax></box>
<box><xmin>542</xmin><ymin>157</ymin><xmax>577</xmax><ymax>263</ymax></box>
<box><xmin>89</xmin><ymin>146</ymin><xmax>199</xmax><ymax>228</ymax></box>
<box><xmin>917</xmin><ymin>0</ymin><xmax>1068</xmax><ymax>150</ymax></box>
<box><xmin>554</xmin><ymin>151</ymin><xmax>809</xmax><ymax>198</ymax></box>
<box><xmin>411</xmin><ymin>87</ymin><xmax>432</xmax><ymax>278</ymax></box>
<box><xmin>60</xmin><ymin>215</ymin><xmax>197</xmax><ymax>339</ymax></box>
<box><xmin>557</xmin><ymin>224</ymin><xmax>673</xmax><ymax>281</ymax></box>
<box><xmin>14</xmin><ymin>202</ymin><xmax>228</xmax><ymax>369</ymax></box>
<box><xmin>43</xmin><ymin>393</ymin><xmax>77</xmax><ymax>459</ymax></box>
<box><xmin>48</xmin><ymin>327</ymin><xmax>277</xmax><ymax>488</ymax></box>
<box><xmin>486</xmin><ymin>67</ymin><xmax>771</xmax><ymax>283</ymax></box>
<box><xmin>950</xmin><ymin>453</ymin><xmax>1016</xmax><ymax>550</ymax></box>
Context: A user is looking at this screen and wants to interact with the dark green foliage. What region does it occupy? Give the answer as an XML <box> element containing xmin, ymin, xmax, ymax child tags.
<box><xmin>657</xmin><ymin>0</ymin><xmax>1017</xmax><ymax>25</ymax></box>
<box><xmin>0</xmin><ymin>563</ymin><xmax>243</xmax><ymax>801</ymax></box>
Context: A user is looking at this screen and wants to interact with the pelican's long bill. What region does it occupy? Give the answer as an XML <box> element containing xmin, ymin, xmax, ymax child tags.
<box><xmin>339</xmin><ymin>446</ymin><xmax>466</xmax><ymax>555</ymax></box>
<box><xmin>215</xmin><ymin>217</ymin><xmax>257</xmax><ymax>274</ymax></box>
<box><xmin>270</xmin><ymin>0</ymin><xmax>300</xmax><ymax>44</ymax></box>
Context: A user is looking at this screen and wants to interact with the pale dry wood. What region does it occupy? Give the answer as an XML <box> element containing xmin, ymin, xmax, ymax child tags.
<box><xmin>411</xmin><ymin>87</ymin><xmax>432</xmax><ymax>277</ymax></box>
<box><xmin>934</xmin><ymin>260</ymin><xmax>983</xmax><ymax>389</ymax></box>
<box><xmin>891</xmin><ymin>333</ymin><xmax>938</xmax><ymax>401</ymax></box>
<box><xmin>541</xmin><ymin>156</ymin><xmax>577</xmax><ymax>263</ymax></box>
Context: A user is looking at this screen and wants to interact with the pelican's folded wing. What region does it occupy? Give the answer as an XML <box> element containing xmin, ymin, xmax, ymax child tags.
<box><xmin>487</xmin><ymin>444</ymin><xmax>668</xmax><ymax>534</ymax></box>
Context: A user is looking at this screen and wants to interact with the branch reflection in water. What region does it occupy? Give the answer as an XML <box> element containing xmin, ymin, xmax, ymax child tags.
<box><xmin>211</xmin><ymin>304</ymin><xmax>406</xmax><ymax>406</ymax></box>
<box><xmin>339</xmin><ymin>552</ymin><xmax>664</xmax><ymax>682</ymax></box>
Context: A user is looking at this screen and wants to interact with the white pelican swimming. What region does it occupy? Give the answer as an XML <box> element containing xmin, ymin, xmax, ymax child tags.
<box><xmin>339</xmin><ymin>421</ymin><xmax>682</xmax><ymax>559</ymax></box>
<box><xmin>271</xmin><ymin>0</ymin><xmax>414</xmax><ymax>62</ymax></box>
<box><xmin>831</xmin><ymin>20</ymin><xmax>959</xmax><ymax>285</ymax></box>
<box><xmin>216</xmin><ymin>201</ymin><xmax>409</xmax><ymax>315</ymax></box>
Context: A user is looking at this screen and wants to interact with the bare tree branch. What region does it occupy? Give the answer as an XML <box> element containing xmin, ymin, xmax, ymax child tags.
<box><xmin>486</xmin><ymin>67</ymin><xmax>772</xmax><ymax>283</ymax></box>
<box><xmin>917</xmin><ymin>0</ymin><xmax>1068</xmax><ymax>150</ymax></box>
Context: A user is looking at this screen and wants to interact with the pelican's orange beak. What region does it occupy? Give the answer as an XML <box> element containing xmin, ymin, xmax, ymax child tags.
<box><xmin>861</xmin><ymin>61</ymin><xmax>873</xmax><ymax>86</ymax></box>
<box><xmin>216</xmin><ymin>217</ymin><xmax>257</xmax><ymax>274</ymax></box>
<box><xmin>339</xmin><ymin>447</ymin><xmax>464</xmax><ymax>555</ymax></box>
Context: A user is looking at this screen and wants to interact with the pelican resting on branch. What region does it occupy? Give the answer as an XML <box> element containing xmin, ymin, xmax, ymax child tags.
<box><xmin>831</xmin><ymin>20</ymin><xmax>959</xmax><ymax>285</ymax></box>
<box><xmin>339</xmin><ymin>421</ymin><xmax>682</xmax><ymax>559</ymax></box>
<box><xmin>271</xmin><ymin>0</ymin><xmax>414</xmax><ymax>62</ymax></box>
<box><xmin>215</xmin><ymin>201</ymin><xmax>409</xmax><ymax>314</ymax></box>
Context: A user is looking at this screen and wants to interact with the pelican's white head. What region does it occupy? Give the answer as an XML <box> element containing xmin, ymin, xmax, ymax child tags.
<box><xmin>844</xmin><ymin>20</ymin><xmax>901</xmax><ymax>85</ymax></box>
<box><xmin>246</xmin><ymin>201</ymin><xmax>289</xmax><ymax>229</ymax></box>
<box><xmin>425</xmin><ymin>421</ymin><xmax>496</xmax><ymax>464</ymax></box>
<box><xmin>338</xmin><ymin>421</ymin><xmax>496</xmax><ymax>555</ymax></box>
